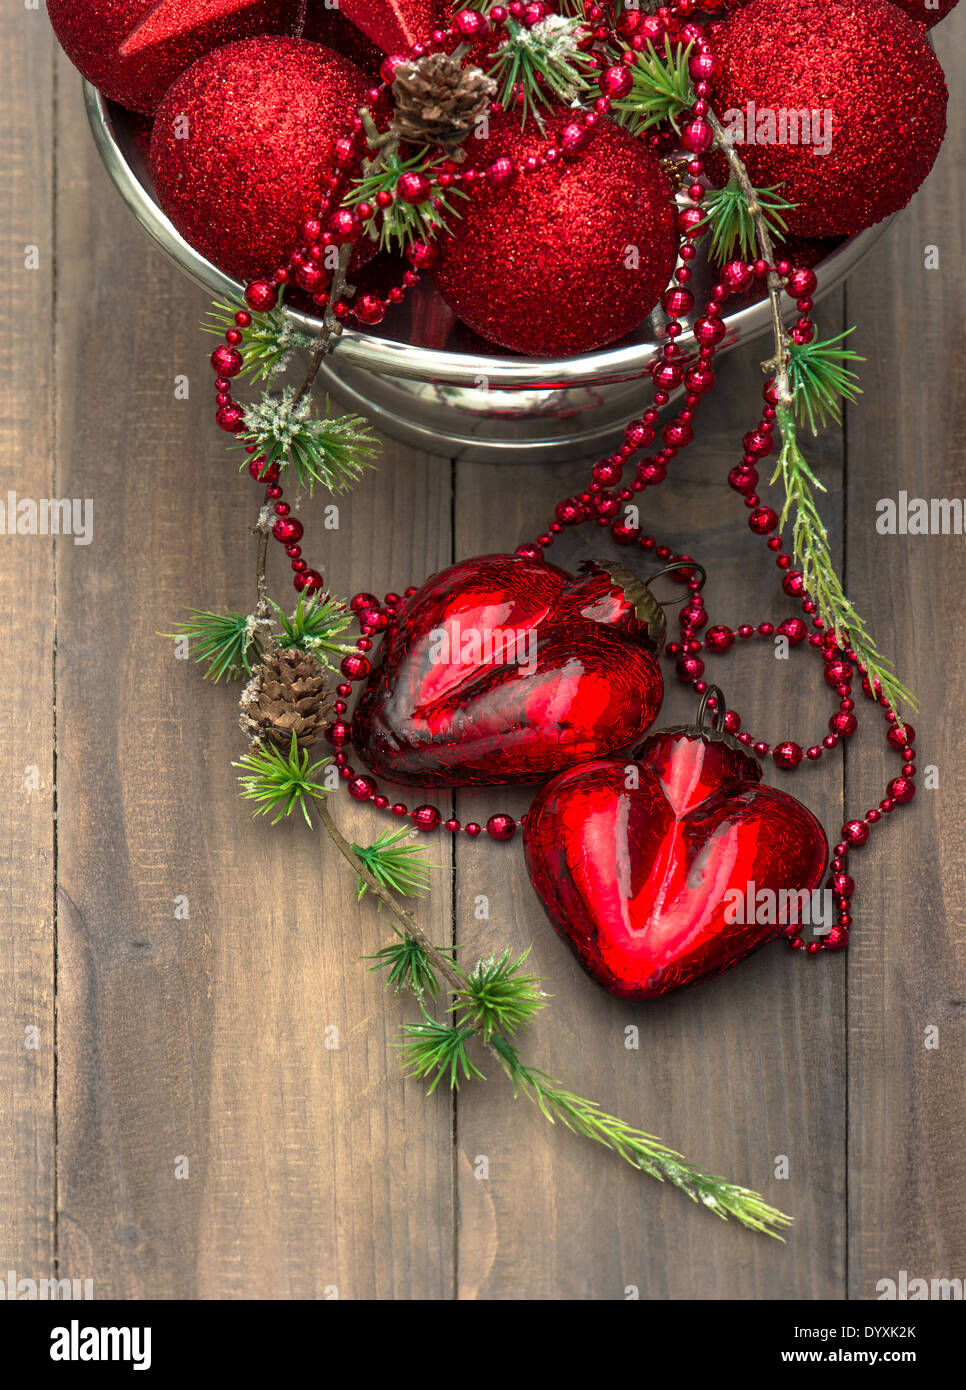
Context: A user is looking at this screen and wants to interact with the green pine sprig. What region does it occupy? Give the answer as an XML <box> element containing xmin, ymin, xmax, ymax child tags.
<box><xmin>241</xmin><ymin>387</ymin><xmax>380</xmax><ymax>496</ymax></box>
<box><xmin>234</xmin><ymin>733</ymin><xmax>332</xmax><ymax>826</ymax></box>
<box><xmin>398</xmin><ymin>1012</ymin><xmax>484</xmax><ymax>1092</ymax></box>
<box><xmin>203</xmin><ymin>298</ymin><xmax>314</xmax><ymax>384</ymax></box>
<box><xmin>367</xmin><ymin>932</ymin><xmax>445</xmax><ymax>999</ymax></box>
<box><xmin>609</xmin><ymin>36</ymin><xmax>694</xmax><ymax>136</ymax></box>
<box><xmin>345</xmin><ymin>151</ymin><xmax>468</xmax><ymax>254</ymax></box>
<box><xmin>166</xmin><ymin>608</ymin><xmax>264</xmax><ymax>682</ymax></box>
<box><xmin>770</xmin><ymin>404</ymin><xmax>916</xmax><ymax>718</ymax></box>
<box><xmin>453</xmin><ymin>948</ymin><xmax>546</xmax><ymax>1043</ymax></box>
<box><xmin>787</xmin><ymin>329</ymin><xmax>864</xmax><ymax>434</ymax></box>
<box><xmin>489</xmin><ymin>1035</ymin><xmax>793</xmax><ymax>1237</ymax></box>
<box><xmin>273</xmin><ymin>594</ymin><xmax>354</xmax><ymax>667</ymax></box>
<box><xmin>352</xmin><ymin>828</ymin><xmax>435</xmax><ymax>902</ymax></box>
<box><xmin>391</xmin><ymin>952</ymin><xmax>792</xmax><ymax>1237</ymax></box>
<box><xmin>488</xmin><ymin>14</ymin><xmax>595</xmax><ymax>128</ymax></box>
<box><xmin>700</xmin><ymin>177</ymin><xmax>796</xmax><ymax>264</ymax></box>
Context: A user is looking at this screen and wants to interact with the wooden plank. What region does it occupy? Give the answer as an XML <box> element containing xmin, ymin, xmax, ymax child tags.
<box><xmin>53</xmin><ymin>49</ymin><xmax>454</xmax><ymax>1298</ymax></box>
<box><xmin>453</xmin><ymin>307</ymin><xmax>848</xmax><ymax>1298</ymax></box>
<box><xmin>844</xmin><ymin>13</ymin><xmax>966</xmax><ymax>1299</ymax></box>
<box><xmin>0</xmin><ymin>8</ymin><xmax>56</xmax><ymax>1284</ymax></box>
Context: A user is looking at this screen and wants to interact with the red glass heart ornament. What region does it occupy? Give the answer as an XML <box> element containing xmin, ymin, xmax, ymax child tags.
<box><xmin>351</xmin><ymin>555</ymin><xmax>666</xmax><ymax>788</ymax></box>
<box><xmin>523</xmin><ymin>709</ymin><xmax>828</xmax><ymax>999</ymax></box>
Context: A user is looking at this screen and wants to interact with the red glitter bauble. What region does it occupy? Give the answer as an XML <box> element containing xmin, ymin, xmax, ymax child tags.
<box><xmin>150</xmin><ymin>37</ymin><xmax>369</xmax><ymax>281</ymax></box>
<box><xmin>47</xmin><ymin>0</ymin><xmax>304</xmax><ymax>116</ymax></box>
<box><xmin>524</xmin><ymin>727</ymin><xmax>828</xmax><ymax>999</ymax></box>
<box><xmin>433</xmin><ymin>113</ymin><xmax>678</xmax><ymax>357</ymax></box>
<box><xmin>712</xmin><ymin>0</ymin><xmax>947</xmax><ymax>237</ymax></box>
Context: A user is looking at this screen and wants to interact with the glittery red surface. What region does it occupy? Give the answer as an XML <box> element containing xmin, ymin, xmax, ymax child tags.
<box><xmin>302</xmin><ymin>4</ymin><xmax>385</xmax><ymax>72</ymax></box>
<box><xmin>336</xmin><ymin>0</ymin><xmax>438</xmax><ymax>55</ymax></box>
<box><xmin>352</xmin><ymin>555</ymin><xmax>665</xmax><ymax>788</ymax></box>
<box><xmin>712</xmin><ymin>0</ymin><xmax>947</xmax><ymax>237</ymax></box>
<box><xmin>150</xmin><ymin>37</ymin><xmax>368</xmax><ymax>281</ymax></box>
<box><xmin>303</xmin><ymin>0</ymin><xmax>448</xmax><ymax>71</ymax></box>
<box><xmin>524</xmin><ymin>732</ymin><xmax>828</xmax><ymax>999</ymax></box>
<box><xmin>47</xmin><ymin>0</ymin><xmax>304</xmax><ymax>116</ymax></box>
<box><xmin>432</xmin><ymin>112</ymin><xmax>678</xmax><ymax>357</ymax></box>
<box><xmin>727</xmin><ymin>0</ymin><xmax>959</xmax><ymax>26</ymax></box>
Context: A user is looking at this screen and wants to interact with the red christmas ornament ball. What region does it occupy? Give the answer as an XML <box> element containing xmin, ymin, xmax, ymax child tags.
<box><xmin>712</xmin><ymin>0</ymin><xmax>947</xmax><ymax>237</ymax></box>
<box><xmin>47</xmin><ymin>0</ymin><xmax>304</xmax><ymax>116</ymax></box>
<box><xmin>432</xmin><ymin>113</ymin><xmax>678</xmax><ymax>357</ymax></box>
<box><xmin>150</xmin><ymin>37</ymin><xmax>370</xmax><ymax>281</ymax></box>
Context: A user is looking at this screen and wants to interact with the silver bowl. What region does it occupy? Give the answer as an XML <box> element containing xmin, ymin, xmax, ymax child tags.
<box><xmin>85</xmin><ymin>81</ymin><xmax>891</xmax><ymax>463</ymax></box>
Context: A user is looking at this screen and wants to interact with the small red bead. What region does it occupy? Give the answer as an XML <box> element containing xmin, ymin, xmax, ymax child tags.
<box><xmin>773</xmin><ymin>741</ymin><xmax>803</xmax><ymax>770</ymax></box>
<box><xmin>412</xmin><ymin>805</ymin><xmax>441</xmax><ymax>831</ymax></box>
<box><xmin>486</xmin><ymin>814</ymin><xmax>516</xmax><ymax>842</ymax></box>
<box><xmin>887</xmin><ymin>776</ymin><xmax>916</xmax><ymax>804</ymax></box>
<box><xmin>348</xmin><ymin>775</ymin><xmax>376</xmax><ymax>801</ymax></box>
<box><xmin>355</xmin><ymin>294</ymin><xmax>386</xmax><ymax>326</ymax></box>
<box><xmin>705</xmin><ymin>625</ymin><xmax>734</xmax><ymax>652</ymax></box>
<box><xmin>787</xmin><ymin>266</ymin><xmax>818</xmax><ymax>298</ymax></box>
<box><xmin>824</xmin><ymin>659</ymin><xmax>852</xmax><ymax>686</ymax></box>
<box><xmin>676</xmin><ymin>656</ymin><xmax>704</xmax><ymax>681</ymax></box>
<box><xmin>210</xmin><ymin>344</ymin><xmax>243</xmax><ymax>377</ymax></box>
<box><xmin>398</xmin><ymin>171</ymin><xmax>432</xmax><ymax>204</ymax></box>
<box><xmin>245</xmin><ymin>280</ymin><xmax>277</xmax><ymax>312</ymax></box>
<box><xmin>842</xmin><ymin>820</ymin><xmax>870</xmax><ymax>846</ymax></box>
<box><xmin>749</xmin><ymin>507</ymin><xmax>779</xmax><ymax>535</ymax></box>
<box><xmin>340</xmin><ymin>655</ymin><xmax>371</xmax><ymax>681</ymax></box>
<box><xmin>350</xmin><ymin>593</ymin><xmax>379</xmax><ymax>613</ymax></box>
<box><xmin>273</xmin><ymin>517</ymin><xmax>304</xmax><ymax>544</ymax></box>
<box><xmin>293</xmin><ymin>568</ymin><xmax>323</xmax><ymax>594</ymax></box>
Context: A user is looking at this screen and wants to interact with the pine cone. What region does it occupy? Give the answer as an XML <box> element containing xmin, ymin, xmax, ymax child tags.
<box><xmin>240</xmin><ymin>648</ymin><xmax>331</xmax><ymax>751</ymax></box>
<box><xmin>391</xmin><ymin>54</ymin><xmax>496</xmax><ymax>158</ymax></box>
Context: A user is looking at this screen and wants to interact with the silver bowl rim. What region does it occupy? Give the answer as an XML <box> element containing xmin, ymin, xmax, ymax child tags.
<box><xmin>84</xmin><ymin>80</ymin><xmax>893</xmax><ymax>389</ymax></box>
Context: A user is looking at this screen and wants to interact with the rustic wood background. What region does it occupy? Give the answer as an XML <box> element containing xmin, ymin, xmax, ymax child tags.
<box><xmin>1</xmin><ymin>9</ymin><xmax>963</xmax><ymax>1301</ymax></box>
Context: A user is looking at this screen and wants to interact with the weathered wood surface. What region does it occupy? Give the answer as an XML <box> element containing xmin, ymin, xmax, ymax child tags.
<box><xmin>0</xmin><ymin>9</ymin><xmax>961</xmax><ymax>1300</ymax></box>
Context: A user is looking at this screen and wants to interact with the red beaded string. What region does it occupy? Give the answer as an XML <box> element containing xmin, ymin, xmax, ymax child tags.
<box><xmin>206</xmin><ymin>0</ymin><xmax>917</xmax><ymax>959</ymax></box>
